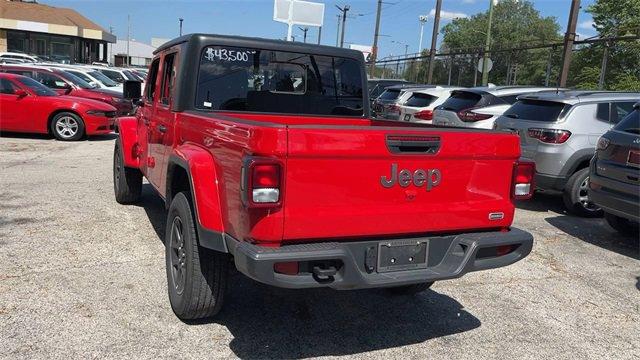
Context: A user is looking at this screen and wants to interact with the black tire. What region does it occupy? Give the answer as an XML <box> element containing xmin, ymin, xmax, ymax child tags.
<box><xmin>51</xmin><ymin>112</ymin><xmax>85</xmax><ymax>141</ymax></box>
<box><xmin>604</xmin><ymin>212</ymin><xmax>639</xmax><ymax>236</ymax></box>
<box><xmin>563</xmin><ymin>168</ymin><xmax>603</xmax><ymax>217</ymax></box>
<box><xmin>166</xmin><ymin>192</ymin><xmax>229</xmax><ymax>320</ymax></box>
<box><xmin>113</xmin><ymin>139</ymin><xmax>142</xmax><ymax>204</ymax></box>
<box><xmin>386</xmin><ymin>282</ymin><xmax>434</xmax><ymax>295</ymax></box>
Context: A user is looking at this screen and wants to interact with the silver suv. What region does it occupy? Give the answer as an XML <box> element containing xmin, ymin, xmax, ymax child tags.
<box><xmin>494</xmin><ymin>91</ymin><xmax>639</xmax><ymax>217</ymax></box>
<box><xmin>433</xmin><ymin>86</ymin><xmax>556</xmax><ymax>129</ymax></box>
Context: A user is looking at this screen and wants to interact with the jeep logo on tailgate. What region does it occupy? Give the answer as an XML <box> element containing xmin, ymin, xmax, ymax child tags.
<box><xmin>381</xmin><ymin>164</ymin><xmax>441</xmax><ymax>191</ymax></box>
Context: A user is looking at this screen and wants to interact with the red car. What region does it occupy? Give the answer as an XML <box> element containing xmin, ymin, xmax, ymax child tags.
<box><xmin>0</xmin><ymin>73</ymin><xmax>117</xmax><ymax>140</ymax></box>
<box><xmin>0</xmin><ymin>64</ymin><xmax>133</xmax><ymax>116</ymax></box>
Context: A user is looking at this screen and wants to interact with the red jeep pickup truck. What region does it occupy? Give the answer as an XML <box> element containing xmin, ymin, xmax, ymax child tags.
<box><xmin>113</xmin><ymin>34</ymin><xmax>534</xmax><ymax>320</ymax></box>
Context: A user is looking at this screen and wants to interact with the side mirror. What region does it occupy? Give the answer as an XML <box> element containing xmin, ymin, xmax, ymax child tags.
<box><xmin>15</xmin><ymin>89</ymin><xmax>28</xmax><ymax>98</ymax></box>
<box><xmin>123</xmin><ymin>80</ymin><xmax>142</xmax><ymax>100</ymax></box>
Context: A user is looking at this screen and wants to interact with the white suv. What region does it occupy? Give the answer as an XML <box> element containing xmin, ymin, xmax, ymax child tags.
<box><xmin>433</xmin><ymin>86</ymin><xmax>557</xmax><ymax>129</ymax></box>
<box><xmin>397</xmin><ymin>86</ymin><xmax>462</xmax><ymax>123</ymax></box>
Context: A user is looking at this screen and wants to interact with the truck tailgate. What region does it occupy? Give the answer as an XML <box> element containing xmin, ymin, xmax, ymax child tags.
<box><xmin>283</xmin><ymin>126</ymin><xmax>520</xmax><ymax>241</ymax></box>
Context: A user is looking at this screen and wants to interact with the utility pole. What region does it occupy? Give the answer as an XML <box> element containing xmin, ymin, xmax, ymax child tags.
<box><xmin>126</xmin><ymin>14</ymin><xmax>130</xmax><ymax>67</ymax></box>
<box><xmin>418</xmin><ymin>15</ymin><xmax>428</xmax><ymax>54</ymax></box>
<box><xmin>369</xmin><ymin>0</ymin><xmax>383</xmax><ymax>77</ymax></box>
<box><xmin>559</xmin><ymin>0</ymin><xmax>580</xmax><ymax>87</ymax></box>
<box><xmin>108</xmin><ymin>25</ymin><xmax>114</xmax><ymax>65</ymax></box>
<box><xmin>481</xmin><ymin>0</ymin><xmax>495</xmax><ymax>86</ymax></box>
<box><xmin>335</xmin><ymin>14</ymin><xmax>341</xmax><ymax>46</ymax></box>
<box><xmin>336</xmin><ymin>5</ymin><xmax>350</xmax><ymax>48</ymax></box>
<box><xmin>299</xmin><ymin>27</ymin><xmax>309</xmax><ymax>43</ymax></box>
<box><xmin>179</xmin><ymin>18</ymin><xmax>184</xmax><ymax>36</ymax></box>
<box><xmin>545</xmin><ymin>46</ymin><xmax>554</xmax><ymax>86</ymax></box>
<box><xmin>427</xmin><ymin>0</ymin><xmax>442</xmax><ymax>84</ymax></box>
<box><xmin>317</xmin><ymin>26</ymin><xmax>322</xmax><ymax>45</ymax></box>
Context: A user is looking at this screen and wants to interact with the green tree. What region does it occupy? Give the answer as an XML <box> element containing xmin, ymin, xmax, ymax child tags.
<box><xmin>569</xmin><ymin>0</ymin><xmax>640</xmax><ymax>90</ymax></box>
<box><xmin>424</xmin><ymin>0</ymin><xmax>562</xmax><ymax>86</ymax></box>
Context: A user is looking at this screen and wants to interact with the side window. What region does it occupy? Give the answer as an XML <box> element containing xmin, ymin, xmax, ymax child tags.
<box><xmin>145</xmin><ymin>58</ymin><xmax>161</xmax><ymax>103</ymax></box>
<box><xmin>611</xmin><ymin>102</ymin><xmax>635</xmax><ymax>124</ymax></box>
<box><xmin>35</xmin><ymin>72</ymin><xmax>68</xmax><ymax>89</ymax></box>
<box><xmin>596</xmin><ymin>102</ymin><xmax>610</xmax><ymax>123</ymax></box>
<box><xmin>0</xmin><ymin>79</ymin><xmax>17</xmax><ymax>94</ymax></box>
<box><xmin>160</xmin><ymin>53</ymin><xmax>176</xmax><ymax>105</ymax></box>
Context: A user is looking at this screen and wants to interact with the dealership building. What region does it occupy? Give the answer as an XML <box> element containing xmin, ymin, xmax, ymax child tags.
<box><xmin>0</xmin><ymin>0</ymin><xmax>115</xmax><ymax>63</ymax></box>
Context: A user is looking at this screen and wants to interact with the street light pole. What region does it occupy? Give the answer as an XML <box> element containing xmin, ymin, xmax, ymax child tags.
<box><xmin>369</xmin><ymin>0</ymin><xmax>383</xmax><ymax>77</ymax></box>
<box><xmin>481</xmin><ymin>0</ymin><xmax>495</xmax><ymax>86</ymax></box>
<box><xmin>179</xmin><ymin>18</ymin><xmax>184</xmax><ymax>36</ymax></box>
<box><xmin>418</xmin><ymin>15</ymin><xmax>428</xmax><ymax>54</ymax></box>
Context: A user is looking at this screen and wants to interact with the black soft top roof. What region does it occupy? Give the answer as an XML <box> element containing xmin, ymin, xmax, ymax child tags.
<box><xmin>154</xmin><ymin>33</ymin><xmax>365</xmax><ymax>61</ymax></box>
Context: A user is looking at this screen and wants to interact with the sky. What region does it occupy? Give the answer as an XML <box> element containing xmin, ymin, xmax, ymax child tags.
<box><xmin>42</xmin><ymin>0</ymin><xmax>598</xmax><ymax>59</ymax></box>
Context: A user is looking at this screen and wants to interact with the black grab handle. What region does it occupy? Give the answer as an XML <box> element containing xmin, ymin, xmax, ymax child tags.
<box><xmin>386</xmin><ymin>135</ymin><xmax>441</xmax><ymax>154</ymax></box>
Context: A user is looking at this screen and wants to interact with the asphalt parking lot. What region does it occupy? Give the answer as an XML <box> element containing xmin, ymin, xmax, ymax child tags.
<box><xmin>0</xmin><ymin>134</ymin><xmax>638</xmax><ymax>359</ymax></box>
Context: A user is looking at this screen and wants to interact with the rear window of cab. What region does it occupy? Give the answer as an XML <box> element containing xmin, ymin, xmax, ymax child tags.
<box><xmin>195</xmin><ymin>45</ymin><xmax>364</xmax><ymax>117</ymax></box>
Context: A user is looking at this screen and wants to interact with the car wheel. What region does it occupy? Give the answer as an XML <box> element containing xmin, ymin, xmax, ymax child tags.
<box><xmin>563</xmin><ymin>168</ymin><xmax>603</xmax><ymax>218</ymax></box>
<box><xmin>604</xmin><ymin>212</ymin><xmax>639</xmax><ymax>236</ymax></box>
<box><xmin>113</xmin><ymin>139</ymin><xmax>142</xmax><ymax>204</ymax></box>
<box><xmin>166</xmin><ymin>192</ymin><xmax>229</xmax><ymax>320</ymax></box>
<box><xmin>51</xmin><ymin>112</ymin><xmax>85</xmax><ymax>141</ymax></box>
<box><xmin>386</xmin><ymin>282</ymin><xmax>434</xmax><ymax>295</ymax></box>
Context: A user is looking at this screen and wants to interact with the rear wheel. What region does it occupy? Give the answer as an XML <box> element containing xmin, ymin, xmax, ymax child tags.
<box><xmin>113</xmin><ymin>139</ymin><xmax>142</xmax><ymax>204</ymax></box>
<box><xmin>386</xmin><ymin>282</ymin><xmax>434</xmax><ymax>295</ymax></box>
<box><xmin>51</xmin><ymin>112</ymin><xmax>85</xmax><ymax>141</ymax></box>
<box><xmin>604</xmin><ymin>212</ymin><xmax>639</xmax><ymax>236</ymax></box>
<box><xmin>563</xmin><ymin>168</ymin><xmax>603</xmax><ymax>217</ymax></box>
<box><xmin>166</xmin><ymin>192</ymin><xmax>229</xmax><ymax>320</ymax></box>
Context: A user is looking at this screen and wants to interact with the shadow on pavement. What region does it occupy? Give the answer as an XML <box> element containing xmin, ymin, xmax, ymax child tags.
<box><xmin>545</xmin><ymin>215</ymin><xmax>639</xmax><ymax>259</ymax></box>
<box><xmin>137</xmin><ymin>184</ymin><xmax>167</xmax><ymax>245</ymax></box>
<box><xmin>0</xmin><ymin>131</ymin><xmax>117</xmax><ymax>142</ymax></box>
<box><xmin>217</xmin><ymin>277</ymin><xmax>480</xmax><ymax>359</ymax></box>
<box><xmin>135</xmin><ymin>185</ymin><xmax>481</xmax><ymax>358</ymax></box>
<box><xmin>516</xmin><ymin>191</ymin><xmax>568</xmax><ymax>214</ymax></box>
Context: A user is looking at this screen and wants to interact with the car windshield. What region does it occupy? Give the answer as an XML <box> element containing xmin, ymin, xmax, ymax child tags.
<box><xmin>439</xmin><ymin>91</ymin><xmax>482</xmax><ymax>111</ymax></box>
<box><xmin>196</xmin><ymin>45</ymin><xmax>364</xmax><ymax>116</ymax></box>
<box><xmin>122</xmin><ymin>70</ymin><xmax>140</xmax><ymax>81</ymax></box>
<box><xmin>66</xmin><ymin>70</ymin><xmax>96</xmax><ymax>86</ymax></box>
<box><xmin>18</xmin><ymin>76</ymin><xmax>58</xmax><ymax>96</ymax></box>
<box><xmin>503</xmin><ymin>100</ymin><xmax>568</xmax><ymax>121</ymax></box>
<box><xmin>89</xmin><ymin>70</ymin><xmax>118</xmax><ymax>87</ymax></box>
<box><xmin>614</xmin><ymin>108</ymin><xmax>640</xmax><ymax>134</ymax></box>
<box><xmin>378</xmin><ymin>89</ymin><xmax>401</xmax><ymax>101</ymax></box>
<box><xmin>58</xmin><ymin>70</ymin><xmax>93</xmax><ymax>89</ymax></box>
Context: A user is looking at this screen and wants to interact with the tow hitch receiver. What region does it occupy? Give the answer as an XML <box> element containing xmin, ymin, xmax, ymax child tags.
<box><xmin>312</xmin><ymin>265</ymin><xmax>337</xmax><ymax>282</ymax></box>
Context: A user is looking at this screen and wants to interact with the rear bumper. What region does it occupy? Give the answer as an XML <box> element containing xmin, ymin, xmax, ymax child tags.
<box><xmin>226</xmin><ymin>228</ymin><xmax>533</xmax><ymax>290</ymax></box>
<box><xmin>535</xmin><ymin>172</ymin><xmax>567</xmax><ymax>191</ymax></box>
<box><xmin>589</xmin><ymin>165</ymin><xmax>640</xmax><ymax>223</ymax></box>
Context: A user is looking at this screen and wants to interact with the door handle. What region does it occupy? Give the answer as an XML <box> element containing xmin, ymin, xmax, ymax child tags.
<box><xmin>158</xmin><ymin>124</ymin><xmax>167</xmax><ymax>133</ymax></box>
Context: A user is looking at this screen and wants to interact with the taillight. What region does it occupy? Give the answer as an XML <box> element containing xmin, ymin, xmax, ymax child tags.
<box><xmin>596</xmin><ymin>136</ymin><xmax>610</xmax><ymax>150</ymax></box>
<box><xmin>528</xmin><ymin>128</ymin><xmax>571</xmax><ymax>144</ymax></box>
<box><xmin>457</xmin><ymin>108</ymin><xmax>493</xmax><ymax>122</ymax></box>
<box><xmin>413</xmin><ymin>109</ymin><xmax>433</xmax><ymax>121</ymax></box>
<box><xmin>512</xmin><ymin>161</ymin><xmax>535</xmax><ymax>200</ymax></box>
<box><xmin>242</xmin><ymin>158</ymin><xmax>283</xmax><ymax>207</ymax></box>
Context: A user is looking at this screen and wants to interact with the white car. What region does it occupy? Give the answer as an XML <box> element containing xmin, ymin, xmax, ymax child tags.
<box><xmin>0</xmin><ymin>52</ymin><xmax>38</xmax><ymax>63</ymax></box>
<box><xmin>62</xmin><ymin>67</ymin><xmax>124</xmax><ymax>93</ymax></box>
<box><xmin>397</xmin><ymin>86</ymin><xmax>463</xmax><ymax>123</ymax></box>
<box><xmin>433</xmin><ymin>86</ymin><xmax>558</xmax><ymax>129</ymax></box>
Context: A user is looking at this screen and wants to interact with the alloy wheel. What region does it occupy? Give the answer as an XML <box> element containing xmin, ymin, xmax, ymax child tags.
<box><xmin>169</xmin><ymin>216</ymin><xmax>187</xmax><ymax>295</ymax></box>
<box><xmin>55</xmin><ymin>116</ymin><xmax>79</xmax><ymax>139</ymax></box>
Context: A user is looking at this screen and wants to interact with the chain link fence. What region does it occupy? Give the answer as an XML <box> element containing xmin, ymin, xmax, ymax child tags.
<box><xmin>369</xmin><ymin>35</ymin><xmax>640</xmax><ymax>91</ymax></box>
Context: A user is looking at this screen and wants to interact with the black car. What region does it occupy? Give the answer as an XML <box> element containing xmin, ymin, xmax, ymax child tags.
<box><xmin>589</xmin><ymin>103</ymin><xmax>640</xmax><ymax>235</ymax></box>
